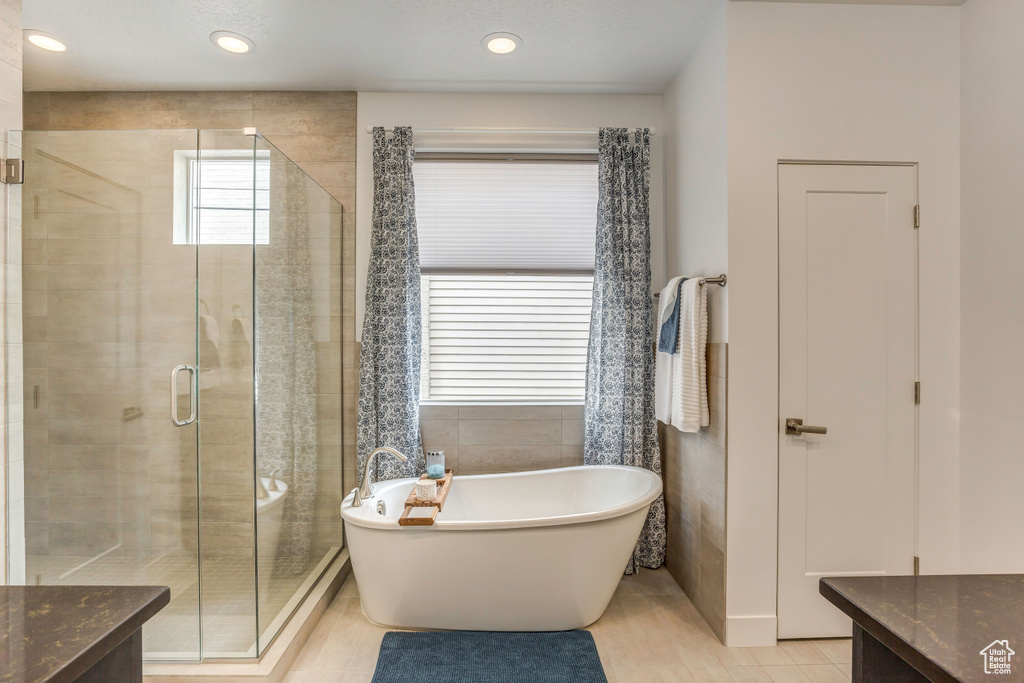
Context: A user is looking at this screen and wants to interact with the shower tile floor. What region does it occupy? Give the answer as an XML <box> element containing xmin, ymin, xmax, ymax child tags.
<box><xmin>27</xmin><ymin>553</ymin><xmax>325</xmax><ymax>658</ymax></box>
<box><xmin>283</xmin><ymin>568</ymin><xmax>853</xmax><ymax>683</ymax></box>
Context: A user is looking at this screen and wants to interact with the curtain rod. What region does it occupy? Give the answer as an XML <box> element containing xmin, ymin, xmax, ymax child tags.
<box><xmin>365</xmin><ymin>126</ymin><xmax>657</xmax><ymax>135</ymax></box>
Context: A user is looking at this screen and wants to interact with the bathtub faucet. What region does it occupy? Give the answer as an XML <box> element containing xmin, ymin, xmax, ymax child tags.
<box><xmin>359</xmin><ymin>447</ymin><xmax>408</xmax><ymax>500</ymax></box>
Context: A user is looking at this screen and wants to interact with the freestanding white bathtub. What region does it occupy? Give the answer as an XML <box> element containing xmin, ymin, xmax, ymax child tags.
<box><xmin>340</xmin><ymin>465</ymin><xmax>662</xmax><ymax>631</ymax></box>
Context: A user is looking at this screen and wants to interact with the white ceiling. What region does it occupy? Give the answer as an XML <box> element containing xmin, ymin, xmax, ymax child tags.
<box><xmin>23</xmin><ymin>0</ymin><xmax>725</xmax><ymax>94</ymax></box>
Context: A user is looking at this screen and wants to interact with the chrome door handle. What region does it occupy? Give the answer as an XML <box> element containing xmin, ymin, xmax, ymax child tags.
<box><xmin>786</xmin><ymin>418</ymin><xmax>827</xmax><ymax>435</ymax></box>
<box><xmin>170</xmin><ymin>364</ymin><xmax>197</xmax><ymax>427</ymax></box>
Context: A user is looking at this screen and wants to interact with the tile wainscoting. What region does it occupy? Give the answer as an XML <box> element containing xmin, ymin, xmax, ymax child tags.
<box><xmin>660</xmin><ymin>342</ymin><xmax>727</xmax><ymax>642</ymax></box>
<box><xmin>420</xmin><ymin>403</ymin><xmax>585</xmax><ymax>476</ymax></box>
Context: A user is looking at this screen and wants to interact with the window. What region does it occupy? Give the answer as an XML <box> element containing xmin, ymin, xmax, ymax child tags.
<box><xmin>173</xmin><ymin>151</ymin><xmax>270</xmax><ymax>245</ymax></box>
<box><xmin>414</xmin><ymin>158</ymin><xmax>598</xmax><ymax>402</ymax></box>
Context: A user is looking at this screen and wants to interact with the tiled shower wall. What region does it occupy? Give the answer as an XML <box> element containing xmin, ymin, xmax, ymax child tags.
<box><xmin>660</xmin><ymin>342</ymin><xmax>727</xmax><ymax>641</ymax></box>
<box><xmin>0</xmin><ymin>0</ymin><xmax>23</xmax><ymax>585</ymax></box>
<box><xmin>21</xmin><ymin>91</ymin><xmax>356</xmax><ymax>560</ymax></box>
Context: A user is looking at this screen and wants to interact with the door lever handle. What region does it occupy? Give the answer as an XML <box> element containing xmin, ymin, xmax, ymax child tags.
<box><xmin>786</xmin><ymin>418</ymin><xmax>827</xmax><ymax>435</ymax></box>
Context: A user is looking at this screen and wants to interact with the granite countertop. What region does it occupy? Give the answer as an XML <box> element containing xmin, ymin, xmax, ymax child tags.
<box><xmin>820</xmin><ymin>574</ymin><xmax>1024</xmax><ymax>683</ymax></box>
<box><xmin>0</xmin><ymin>585</ymin><xmax>170</xmax><ymax>683</ymax></box>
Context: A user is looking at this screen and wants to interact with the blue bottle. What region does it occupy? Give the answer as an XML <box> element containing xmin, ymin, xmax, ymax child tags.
<box><xmin>425</xmin><ymin>450</ymin><xmax>446</xmax><ymax>479</ymax></box>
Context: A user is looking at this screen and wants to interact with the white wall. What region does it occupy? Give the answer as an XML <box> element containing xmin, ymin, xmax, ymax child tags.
<box><xmin>725</xmin><ymin>2</ymin><xmax>961</xmax><ymax>645</ymax></box>
<box><xmin>663</xmin><ymin>2</ymin><xmax>728</xmax><ymax>343</ymax></box>
<box><xmin>959</xmin><ymin>0</ymin><xmax>1024</xmax><ymax>572</ymax></box>
<box><xmin>355</xmin><ymin>92</ymin><xmax>665</xmax><ymax>337</ymax></box>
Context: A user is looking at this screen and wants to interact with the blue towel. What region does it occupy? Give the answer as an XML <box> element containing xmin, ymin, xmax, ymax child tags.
<box><xmin>657</xmin><ymin>277</ymin><xmax>686</xmax><ymax>353</ymax></box>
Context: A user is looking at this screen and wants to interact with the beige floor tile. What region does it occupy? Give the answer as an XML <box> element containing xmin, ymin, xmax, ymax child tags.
<box><xmin>346</xmin><ymin>627</ymin><xmax>387</xmax><ymax>672</ymax></box>
<box><xmin>287</xmin><ymin>598</ymin><xmax>346</xmax><ymax>671</ymax></box>
<box><xmin>312</xmin><ymin>598</ymin><xmax>372</xmax><ymax>671</ymax></box>
<box><xmin>779</xmin><ymin>640</ymin><xmax>832</xmax><ymax>665</ymax></box>
<box><xmin>338</xmin><ymin>573</ymin><xmax>359</xmax><ymax>597</ymax></box>
<box><xmin>799</xmin><ymin>664</ymin><xmax>848</xmax><ymax>683</ymax></box>
<box><xmin>687</xmin><ymin>664</ymin><xmax>736</xmax><ymax>682</ymax></box>
<box><xmin>763</xmin><ymin>665</ymin><xmax>813</xmax><ymax>682</ymax></box>
<box><xmin>726</xmin><ymin>665</ymin><xmax>773</xmax><ymax>682</ymax></box>
<box><xmin>812</xmin><ymin>639</ymin><xmax>853</xmax><ymax>665</ymax></box>
<box><xmin>339</xmin><ymin>672</ymin><xmax>374</xmax><ymax>683</ymax></box>
<box><xmin>749</xmin><ymin>646</ymin><xmax>796</xmax><ymax>666</ymax></box>
<box><xmin>835</xmin><ymin>661</ymin><xmax>852</xmax><ymax>680</ymax></box>
<box><xmin>283</xmin><ymin>567</ymin><xmax>788</xmax><ymax>683</ymax></box>
<box><xmin>283</xmin><ymin>672</ymin><xmax>349</xmax><ymax>683</ymax></box>
<box><xmin>711</xmin><ymin>643</ymin><xmax>757</xmax><ymax>668</ymax></box>
<box><xmin>634</xmin><ymin>566</ymin><xmax>686</xmax><ymax>595</ymax></box>
<box><xmin>613</xmin><ymin>664</ymin><xmax>696</xmax><ymax>682</ymax></box>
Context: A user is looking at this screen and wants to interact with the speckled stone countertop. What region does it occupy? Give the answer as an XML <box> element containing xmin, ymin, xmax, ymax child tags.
<box><xmin>821</xmin><ymin>575</ymin><xmax>1024</xmax><ymax>682</ymax></box>
<box><xmin>0</xmin><ymin>585</ymin><xmax>170</xmax><ymax>683</ymax></box>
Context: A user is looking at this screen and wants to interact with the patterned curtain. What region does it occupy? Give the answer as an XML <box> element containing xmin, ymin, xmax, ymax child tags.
<box><xmin>584</xmin><ymin>128</ymin><xmax>665</xmax><ymax>573</ymax></box>
<box><xmin>357</xmin><ymin>127</ymin><xmax>424</xmax><ymax>483</ymax></box>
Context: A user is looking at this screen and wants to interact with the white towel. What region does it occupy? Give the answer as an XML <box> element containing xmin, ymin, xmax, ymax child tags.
<box><xmin>655</xmin><ymin>276</ymin><xmax>685</xmax><ymax>423</ymax></box>
<box><xmin>673</xmin><ymin>279</ymin><xmax>709</xmax><ymax>432</ymax></box>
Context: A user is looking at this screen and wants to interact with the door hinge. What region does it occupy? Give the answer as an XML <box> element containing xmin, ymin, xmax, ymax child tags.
<box><xmin>1</xmin><ymin>158</ymin><xmax>24</xmax><ymax>184</ymax></box>
<box><xmin>914</xmin><ymin>381</ymin><xmax>921</xmax><ymax>405</ymax></box>
<box><xmin>914</xmin><ymin>204</ymin><xmax>920</xmax><ymax>229</ymax></box>
<box><xmin>914</xmin><ymin>556</ymin><xmax>920</xmax><ymax>576</ymax></box>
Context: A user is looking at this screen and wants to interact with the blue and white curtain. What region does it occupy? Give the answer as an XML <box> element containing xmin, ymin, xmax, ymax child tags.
<box><xmin>584</xmin><ymin>128</ymin><xmax>665</xmax><ymax>573</ymax></box>
<box><xmin>357</xmin><ymin>127</ymin><xmax>424</xmax><ymax>482</ymax></box>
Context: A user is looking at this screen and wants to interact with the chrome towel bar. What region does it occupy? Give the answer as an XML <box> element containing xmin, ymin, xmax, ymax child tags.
<box><xmin>652</xmin><ymin>274</ymin><xmax>727</xmax><ymax>298</ymax></box>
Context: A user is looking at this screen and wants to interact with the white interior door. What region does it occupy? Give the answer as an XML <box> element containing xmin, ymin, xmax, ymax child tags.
<box><xmin>777</xmin><ymin>164</ymin><xmax>918</xmax><ymax>639</ymax></box>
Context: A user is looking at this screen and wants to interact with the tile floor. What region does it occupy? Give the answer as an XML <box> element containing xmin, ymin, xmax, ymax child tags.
<box><xmin>283</xmin><ymin>567</ymin><xmax>853</xmax><ymax>683</ymax></box>
<box><xmin>28</xmin><ymin>552</ymin><xmax>327</xmax><ymax>657</ymax></box>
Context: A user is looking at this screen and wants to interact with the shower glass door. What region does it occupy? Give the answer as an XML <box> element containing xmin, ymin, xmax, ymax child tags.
<box><xmin>195</xmin><ymin>129</ymin><xmax>259</xmax><ymax>657</ymax></box>
<box><xmin>11</xmin><ymin>127</ymin><xmax>343</xmax><ymax>661</ymax></box>
<box><xmin>18</xmin><ymin>129</ymin><xmax>203</xmax><ymax>660</ymax></box>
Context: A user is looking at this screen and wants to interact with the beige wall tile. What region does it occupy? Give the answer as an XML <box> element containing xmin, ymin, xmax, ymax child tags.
<box><xmin>152</xmin><ymin>109</ymin><xmax>254</xmax><ymax>130</ymax></box>
<box><xmin>659</xmin><ymin>342</ymin><xmax>728</xmax><ymax>643</ymax></box>
<box><xmin>561</xmin><ymin>419</ymin><xmax>583</xmax><ymax>445</ymax></box>
<box><xmin>460</xmin><ymin>445</ymin><xmax>562</xmax><ymax>474</ymax></box>
<box><xmin>254</xmin><ymin>91</ymin><xmax>357</xmax><ymax>111</ymax></box>
<box><xmin>252</xmin><ymin>109</ymin><xmax>356</xmax><ymax>136</ymax></box>
<box><xmin>420</xmin><ymin>418</ymin><xmax>459</xmax><ymax>444</ymax></box>
<box><xmin>459</xmin><ymin>418</ymin><xmax>561</xmax><ymax>446</ymax></box>
<box><xmin>458</xmin><ymin>405</ymin><xmax>561</xmax><ymax>420</ymax></box>
<box><xmin>150</xmin><ymin>91</ymin><xmax>254</xmax><ymax>111</ymax></box>
<box><xmin>266</xmin><ymin>134</ymin><xmax>356</xmax><ymax>163</ymax></box>
<box><xmin>419</xmin><ymin>405</ymin><xmax>457</xmax><ymax>420</ymax></box>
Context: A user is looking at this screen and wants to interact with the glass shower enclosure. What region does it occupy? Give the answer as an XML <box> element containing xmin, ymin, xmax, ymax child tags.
<box><xmin>5</xmin><ymin>128</ymin><xmax>344</xmax><ymax>660</ymax></box>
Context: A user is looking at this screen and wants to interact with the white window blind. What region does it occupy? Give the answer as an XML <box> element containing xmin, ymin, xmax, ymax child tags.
<box><xmin>181</xmin><ymin>156</ymin><xmax>270</xmax><ymax>245</ymax></box>
<box><xmin>413</xmin><ymin>160</ymin><xmax>598</xmax><ymax>272</ymax></box>
<box><xmin>421</xmin><ymin>274</ymin><xmax>594</xmax><ymax>401</ymax></box>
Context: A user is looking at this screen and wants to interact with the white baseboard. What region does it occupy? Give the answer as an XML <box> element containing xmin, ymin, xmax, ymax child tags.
<box><xmin>725</xmin><ymin>614</ymin><xmax>777</xmax><ymax>647</ymax></box>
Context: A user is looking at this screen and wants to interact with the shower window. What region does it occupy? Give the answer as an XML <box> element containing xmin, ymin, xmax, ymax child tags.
<box><xmin>414</xmin><ymin>157</ymin><xmax>598</xmax><ymax>403</ymax></box>
<box><xmin>173</xmin><ymin>150</ymin><xmax>271</xmax><ymax>244</ymax></box>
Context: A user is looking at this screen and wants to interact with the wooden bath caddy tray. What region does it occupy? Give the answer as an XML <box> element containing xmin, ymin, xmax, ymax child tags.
<box><xmin>398</xmin><ymin>469</ymin><xmax>453</xmax><ymax>527</ymax></box>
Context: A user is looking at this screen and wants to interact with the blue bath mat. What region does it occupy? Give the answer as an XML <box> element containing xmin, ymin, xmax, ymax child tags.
<box><xmin>371</xmin><ymin>630</ymin><xmax>607</xmax><ymax>683</ymax></box>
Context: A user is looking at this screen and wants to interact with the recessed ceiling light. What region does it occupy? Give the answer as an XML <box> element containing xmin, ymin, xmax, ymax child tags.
<box><xmin>24</xmin><ymin>30</ymin><xmax>66</xmax><ymax>52</ymax></box>
<box><xmin>210</xmin><ymin>30</ymin><xmax>256</xmax><ymax>54</ymax></box>
<box><xmin>482</xmin><ymin>32</ymin><xmax>521</xmax><ymax>55</ymax></box>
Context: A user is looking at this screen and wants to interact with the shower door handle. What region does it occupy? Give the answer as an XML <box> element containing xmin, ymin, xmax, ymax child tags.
<box><xmin>170</xmin><ymin>364</ymin><xmax>197</xmax><ymax>427</ymax></box>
